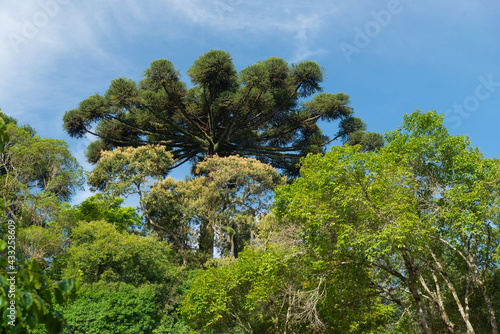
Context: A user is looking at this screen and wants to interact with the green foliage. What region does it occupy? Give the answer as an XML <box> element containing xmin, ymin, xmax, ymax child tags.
<box><xmin>0</xmin><ymin>116</ymin><xmax>85</xmax><ymax>228</ymax></box>
<box><xmin>181</xmin><ymin>237</ymin><xmax>391</xmax><ymax>333</ymax></box>
<box><xmin>1</xmin><ymin>126</ymin><xmax>84</xmax><ymax>203</ymax></box>
<box><xmin>29</xmin><ymin>282</ymin><xmax>191</xmax><ymax>334</ymax></box>
<box><xmin>60</xmin><ymin>282</ymin><xmax>160</xmax><ymax>334</ymax></box>
<box><xmin>0</xmin><ymin>112</ymin><xmax>83</xmax><ymax>333</ymax></box>
<box><xmin>0</xmin><ymin>113</ymin><xmax>85</xmax><ymax>279</ymax></box>
<box><xmin>86</xmin><ymin>144</ymin><xmax>175</xmax><ymax>240</ymax></box>
<box><xmin>88</xmin><ymin>144</ymin><xmax>174</xmax><ymax>196</ymax></box>
<box><xmin>66</xmin><ymin>193</ymin><xmax>141</xmax><ymax>232</ymax></box>
<box><xmin>0</xmin><ymin>110</ymin><xmax>9</xmax><ymax>153</ymax></box>
<box><xmin>345</xmin><ymin>129</ymin><xmax>384</xmax><ymax>152</ymax></box>
<box><xmin>44</xmin><ymin>220</ymin><xmax>191</xmax><ymax>333</ymax></box>
<box><xmin>142</xmin><ymin>176</ymin><xmax>199</xmax><ymax>264</ymax></box>
<box><xmin>42</xmin><ymin>194</ymin><xmax>142</xmax><ymax>282</ymax></box>
<box><xmin>144</xmin><ymin>155</ymin><xmax>285</xmax><ymax>259</ymax></box>
<box><xmin>182</xmin><ymin>246</ymin><xmax>290</xmax><ymax>333</ymax></box>
<box><xmin>63</xmin><ymin>50</ymin><xmax>379</xmax><ymax>176</ymax></box>
<box><xmin>192</xmin><ymin>155</ymin><xmax>285</xmax><ymax>258</ymax></box>
<box><xmin>0</xmin><ymin>240</ymin><xmax>79</xmax><ymax>334</ymax></box>
<box><xmin>62</xmin><ymin>220</ymin><xmax>177</xmax><ymax>286</ymax></box>
<box><xmin>17</xmin><ymin>225</ymin><xmax>64</xmax><ymax>268</ymax></box>
<box><xmin>188</xmin><ymin>50</ymin><xmax>237</xmax><ymax>95</ymax></box>
<box><xmin>274</xmin><ymin>110</ymin><xmax>500</xmax><ymax>333</ymax></box>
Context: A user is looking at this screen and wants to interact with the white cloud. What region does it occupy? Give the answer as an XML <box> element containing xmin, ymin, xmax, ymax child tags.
<box><xmin>162</xmin><ymin>0</ymin><xmax>338</xmax><ymax>61</ymax></box>
<box><xmin>0</xmin><ymin>0</ymin><xmax>340</xmax><ymax>124</ymax></box>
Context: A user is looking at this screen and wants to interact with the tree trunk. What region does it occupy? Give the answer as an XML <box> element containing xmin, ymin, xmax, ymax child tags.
<box><xmin>429</xmin><ymin>250</ymin><xmax>475</xmax><ymax>334</ymax></box>
<box><xmin>401</xmin><ymin>250</ymin><xmax>432</xmax><ymax>334</ymax></box>
<box><xmin>432</xmin><ymin>237</ymin><xmax>496</xmax><ymax>334</ymax></box>
<box><xmin>432</xmin><ymin>273</ymin><xmax>454</xmax><ymax>333</ymax></box>
<box><xmin>199</xmin><ymin>217</ymin><xmax>214</xmax><ymax>259</ymax></box>
<box><xmin>465</xmin><ymin>278</ymin><xmax>470</xmax><ymax>330</ymax></box>
<box><xmin>480</xmin><ymin>283</ymin><xmax>498</xmax><ymax>334</ymax></box>
<box><xmin>230</xmin><ymin>233</ymin><xmax>235</xmax><ymax>258</ymax></box>
<box><xmin>418</xmin><ymin>271</ymin><xmax>454</xmax><ymax>333</ymax></box>
<box><xmin>469</xmin><ymin>253</ymin><xmax>498</xmax><ymax>334</ymax></box>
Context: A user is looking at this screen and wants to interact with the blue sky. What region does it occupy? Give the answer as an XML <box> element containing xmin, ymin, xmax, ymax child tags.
<box><xmin>1</xmin><ymin>0</ymin><xmax>499</xmax><ymax>204</ymax></box>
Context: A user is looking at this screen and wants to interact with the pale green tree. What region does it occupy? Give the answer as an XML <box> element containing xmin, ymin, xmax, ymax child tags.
<box><xmin>87</xmin><ymin>144</ymin><xmax>174</xmax><ymax>231</ymax></box>
<box><xmin>144</xmin><ymin>155</ymin><xmax>285</xmax><ymax>260</ymax></box>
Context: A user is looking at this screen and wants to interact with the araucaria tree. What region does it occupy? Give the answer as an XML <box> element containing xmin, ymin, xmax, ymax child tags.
<box><xmin>63</xmin><ymin>50</ymin><xmax>375</xmax><ymax>175</ymax></box>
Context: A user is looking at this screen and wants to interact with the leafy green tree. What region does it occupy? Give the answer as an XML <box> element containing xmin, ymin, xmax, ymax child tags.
<box><xmin>60</xmin><ymin>282</ymin><xmax>161</xmax><ymax>334</ymax></box>
<box><xmin>47</xmin><ymin>194</ymin><xmax>143</xmax><ymax>281</ymax></box>
<box><xmin>181</xmin><ymin>220</ymin><xmax>392</xmax><ymax>333</ymax></box>
<box><xmin>382</xmin><ymin>111</ymin><xmax>500</xmax><ymax>333</ymax></box>
<box><xmin>275</xmin><ymin>110</ymin><xmax>500</xmax><ymax>333</ymax></box>
<box><xmin>0</xmin><ymin>112</ymin><xmax>80</xmax><ymax>333</ymax></box>
<box><xmin>62</xmin><ymin>220</ymin><xmax>177</xmax><ymax>286</ymax></box>
<box><xmin>0</xmin><ymin>115</ymin><xmax>85</xmax><ymax>227</ymax></box>
<box><xmin>65</xmin><ymin>193</ymin><xmax>142</xmax><ymax>232</ymax></box>
<box><xmin>144</xmin><ymin>155</ymin><xmax>285</xmax><ymax>260</ymax></box>
<box><xmin>63</xmin><ymin>50</ymin><xmax>378</xmax><ymax>176</ymax></box>
<box><xmin>0</xmin><ymin>113</ymin><xmax>85</xmax><ymax>272</ymax></box>
<box><xmin>141</xmin><ymin>177</ymin><xmax>196</xmax><ymax>264</ymax></box>
<box><xmin>52</xmin><ymin>220</ymin><xmax>187</xmax><ymax>333</ymax></box>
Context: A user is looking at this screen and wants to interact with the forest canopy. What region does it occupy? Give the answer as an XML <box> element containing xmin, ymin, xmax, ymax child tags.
<box><xmin>1</xmin><ymin>71</ymin><xmax>499</xmax><ymax>333</ymax></box>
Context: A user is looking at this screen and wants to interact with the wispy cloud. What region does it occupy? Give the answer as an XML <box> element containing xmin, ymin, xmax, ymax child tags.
<box><xmin>162</xmin><ymin>0</ymin><xmax>337</xmax><ymax>61</ymax></box>
<box><xmin>0</xmin><ymin>0</ymin><xmax>340</xmax><ymax>122</ymax></box>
